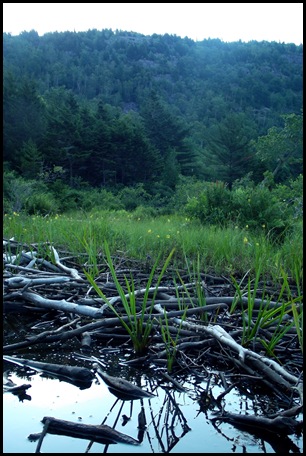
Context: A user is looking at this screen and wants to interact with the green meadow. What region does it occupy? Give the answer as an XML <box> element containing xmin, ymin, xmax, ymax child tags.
<box><xmin>3</xmin><ymin>209</ymin><xmax>303</xmax><ymax>288</ymax></box>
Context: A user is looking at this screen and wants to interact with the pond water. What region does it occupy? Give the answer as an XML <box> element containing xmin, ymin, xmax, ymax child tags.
<box><xmin>3</xmin><ymin>350</ymin><xmax>303</xmax><ymax>454</ymax></box>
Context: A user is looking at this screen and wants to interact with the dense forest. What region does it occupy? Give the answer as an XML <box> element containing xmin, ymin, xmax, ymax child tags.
<box><xmin>3</xmin><ymin>29</ymin><xmax>303</xmax><ymax>212</ymax></box>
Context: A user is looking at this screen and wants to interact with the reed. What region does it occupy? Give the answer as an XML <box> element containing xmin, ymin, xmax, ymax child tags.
<box><xmin>85</xmin><ymin>240</ymin><xmax>175</xmax><ymax>355</ymax></box>
<box><xmin>292</xmin><ymin>304</ymin><xmax>303</xmax><ymax>354</ymax></box>
<box><xmin>159</xmin><ymin>303</ymin><xmax>187</xmax><ymax>373</ymax></box>
<box><xmin>230</xmin><ymin>260</ymin><xmax>303</xmax><ymax>357</ymax></box>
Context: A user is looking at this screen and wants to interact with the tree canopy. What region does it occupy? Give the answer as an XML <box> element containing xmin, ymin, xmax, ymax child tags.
<box><xmin>3</xmin><ymin>30</ymin><xmax>303</xmax><ymax>195</ymax></box>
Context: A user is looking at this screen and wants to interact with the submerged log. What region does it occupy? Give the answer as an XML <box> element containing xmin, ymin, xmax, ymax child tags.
<box><xmin>41</xmin><ymin>416</ymin><xmax>140</xmax><ymax>445</ymax></box>
<box><xmin>211</xmin><ymin>411</ymin><xmax>302</xmax><ymax>435</ymax></box>
<box><xmin>75</xmin><ymin>354</ymin><xmax>156</xmax><ymax>400</ymax></box>
<box><xmin>3</xmin><ymin>383</ymin><xmax>32</xmax><ymax>394</ymax></box>
<box><xmin>3</xmin><ymin>356</ymin><xmax>95</xmax><ymax>390</ymax></box>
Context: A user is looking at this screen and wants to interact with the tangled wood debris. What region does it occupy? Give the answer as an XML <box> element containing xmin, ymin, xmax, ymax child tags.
<box><xmin>3</xmin><ymin>238</ymin><xmax>303</xmax><ymax>444</ymax></box>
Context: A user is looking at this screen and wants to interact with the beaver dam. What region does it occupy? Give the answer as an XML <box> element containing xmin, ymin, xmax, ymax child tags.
<box><xmin>3</xmin><ymin>238</ymin><xmax>303</xmax><ymax>453</ymax></box>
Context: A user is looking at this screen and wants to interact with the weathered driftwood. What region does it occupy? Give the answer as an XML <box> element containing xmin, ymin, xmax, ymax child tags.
<box><xmin>172</xmin><ymin>317</ymin><xmax>303</xmax><ymax>398</ymax></box>
<box><xmin>40</xmin><ymin>416</ymin><xmax>140</xmax><ymax>445</ymax></box>
<box><xmin>50</xmin><ymin>246</ymin><xmax>83</xmax><ymax>280</ymax></box>
<box><xmin>4</xmin><ymin>254</ymin><xmax>61</xmax><ymax>273</ymax></box>
<box><xmin>154</xmin><ymin>302</ymin><xmax>228</xmax><ymax>316</ymax></box>
<box><xmin>22</xmin><ymin>291</ymin><xmax>107</xmax><ymax>318</ymax></box>
<box><xmin>154</xmin><ymin>296</ymin><xmax>285</xmax><ymax>310</ymax></box>
<box><xmin>3</xmin><ymin>317</ymin><xmax>132</xmax><ymax>353</ymax></box>
<box><xmin>4</xmin><ymin>276</ymin><xmax>71</xmax><ymax>288</ymax></box>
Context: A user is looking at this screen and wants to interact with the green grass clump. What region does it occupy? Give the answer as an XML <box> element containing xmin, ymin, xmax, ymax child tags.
<box><xmin>85</xmin><ymin>240</ymin><xmax>175</xmax><ymax>355</ymax></box>
<box><xmin>230</xmin><ymin>255</ymin><xmax>303</xmax><ymax>357</ymax></box>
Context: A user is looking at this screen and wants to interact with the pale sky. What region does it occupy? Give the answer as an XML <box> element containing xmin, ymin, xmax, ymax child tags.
<box><xmin>3</xmin><ymin>3</ymin><xmax>303</xmax><ymax>45</ymax></box>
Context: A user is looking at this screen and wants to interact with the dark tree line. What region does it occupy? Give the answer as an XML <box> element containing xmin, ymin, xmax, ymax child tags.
<box><xmin>3</xmin><ymin>30</ymin><xmax>303</xmax><ymax>194</ymax></box>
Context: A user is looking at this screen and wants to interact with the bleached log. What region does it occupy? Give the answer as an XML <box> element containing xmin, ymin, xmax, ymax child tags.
<box><xmin>154</xmin><ymin>302</ymin><xmax>228</xmax><ymax>317</ymax></box>
<box><xmin>50</xmin><ymin>246</ymin><xmax>82</xmax><ymax>280</ymax></box>
<box><xmin>4</xmin><ymin>276</ymin><xmax>71</xmax><ymax>289</ymax></box>
<box><xmin>22</xmin><ymin>291</ymin><xmax>106</xmax><ymax>318</ymax></box>
<box><xmin>172</xmin><ymin>317</ymin><xmax>302</xmax><ymax>396</ymax></box>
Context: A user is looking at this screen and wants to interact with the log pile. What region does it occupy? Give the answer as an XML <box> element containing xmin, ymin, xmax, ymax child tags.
<box><xmin>3</xmin><ymin>237</ymin><xmax>303</xmax><ymax>446</ymax></box>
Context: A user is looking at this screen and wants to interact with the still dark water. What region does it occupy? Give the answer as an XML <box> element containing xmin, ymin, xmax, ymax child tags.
<box><xmin>3</xmin><ymin>350</ymin><xmax>303</xmax><ymax>454</ymax></box>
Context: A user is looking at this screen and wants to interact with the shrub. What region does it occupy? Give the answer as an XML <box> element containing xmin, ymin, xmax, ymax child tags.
<box><xmin>48</xmin><ymin>181</ymin><xmax>124</xmax><ymax>213</ymax></box>
<box><xmin>80</xmin><ymin>188</ymin><xmax>124</xmax><ymax>211</ymax></box>
<box><xmin>25</xmin><ymin>192</ymin><xmax>58</xmax><ymax>215</ymax></box>
<box><xmin>145</xmin><ymin>182</ymin><xmax>175</xmax><ymax>212</ymax></box>
<box><xmin>3</xmin><ymin>171</ymin><xmax>49</xmax><ymax>213</ymax></box>
<box><xmin>231</xmin><ymin>185</ymin><xmax>292</xmax><ymax>239</ymax></box>
<box><xmin>130</xmin><ymin>205</ymin><xmax>158</xmax><ymax>220</ymax></box>
<box><xmin>185</xmin><ymin>194</ymin><xmax>208</xmax><ymax>222</ymax></box>
<box><xmin>171</xmin><ymin>175</ymin><xmax>209</xmax><ymax>211</ymax></box>
<box><xmin>185</xmin><ymin>181</ymin><xmax>233</xmax><ymax>226</ymax></box>
<box><xmin>185</xmin><ymin>179</ymin><xmax>294</xmax><ymax>241</ymax></box>
<box><xmin>271</xmin><ymin>174</ymin><xmax>303</xmax><ymax>220</ymax></box>
<box><xmin>118</xmin><ymin>184</ymin><xmax>151</xmax><ymax>211</ymax></box>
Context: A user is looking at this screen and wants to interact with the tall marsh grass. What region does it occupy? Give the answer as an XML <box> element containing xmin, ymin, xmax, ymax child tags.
<box><xmin>3</xmin><ymin>210</ymin><xmax>303</xmax><ymax>286</ymax></box>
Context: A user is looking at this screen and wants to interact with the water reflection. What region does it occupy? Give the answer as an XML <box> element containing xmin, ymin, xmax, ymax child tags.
<box><xmin>3</xmin><ymin>355</ymin><xmax>95</xmax><ymax>390</ymax></box>
<box><xmin>81</xmin><ymin>382</ymin><xmax>192</xmax><ymax>453</ymax></box>
<box><xmin>3</xmin><ymin>357</ymin><xmax>303</xmax><ymax>453</ymax></box>
<box><xmin>145</xmin><ymin>388</ymin><xmax>191</xmax><ymax>453</ymax></box>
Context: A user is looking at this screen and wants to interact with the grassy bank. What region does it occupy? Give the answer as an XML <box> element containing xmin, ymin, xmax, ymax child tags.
<box><xmin>3</xmin><ymin>209</ymin><xmax>303</xmax><ymax>288</ymax></box>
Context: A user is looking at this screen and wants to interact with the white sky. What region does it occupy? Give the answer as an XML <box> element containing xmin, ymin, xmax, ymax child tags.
<box><xmin>3</xmin><ymin>3</ymin><xmax>303</xmax><ymax>45</ymax></box>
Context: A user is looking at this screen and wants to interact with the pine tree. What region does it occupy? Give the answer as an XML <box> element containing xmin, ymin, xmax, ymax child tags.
<box><xmin>203</xmin><ymin>113</ymin><xmax>257</xmax><ymax>188</ymax></box>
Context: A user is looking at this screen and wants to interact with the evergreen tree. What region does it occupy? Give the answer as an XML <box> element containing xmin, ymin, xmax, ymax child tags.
<box><xmin>19</xmin><ymin>139</ymin><xmax>43</xmax><ymax>179</ymax></box>
<box><xmin>141</xmin><ymin>90</ymin><xmax>187</xmax><ymax>154</ymax></box>
<box><xmin>141</xmin><ymin>90</ymin><xmax>192</xmax><ymax>186</ymax></box>
<box><xmin>110</xmin><ymin>112</ymin><xmax>162</xmax><ymax>186</ymax></box>
<box><xmin>3</xmin><ymin>70</ymin><xmax>46</xmax><ymax>171</ymax></box>
<box><xmin>3</xmin><ymin>31</ymin><xmax>303</xmax><ymax>196</ymax></box>
<box><xmin>202</xmin><ymin>113</ymin><xmax>257</xmax><ymax>188</ymax></box>
<box><xmin>254</xmin><ymin>111</ymin><xmax>303</xmax><ymax>183</ymax></box>
<box><xmin>43</xmin><ymin>88</ymin><xmax>90</xmax><ymax>186</ymax></box>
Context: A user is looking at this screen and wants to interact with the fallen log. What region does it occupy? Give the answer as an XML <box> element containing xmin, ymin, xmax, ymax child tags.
<box><xmin>40</xmin><ymin>416</ymin><xmax>140</xmax><ymax>445</ymax></box>
<box><xmin>22</xmin><ymin>291</ymin><xmax>107</xmax><ymax>318</ymax></box>
<box><xmin>3</xmin><ymin>317</ymin><xmax>131</xmax><ymax>353</ymax></box>
<box><xmin>172</xmin><ymin>318</ymin><xmax>303</xmax><ymax>400</ymax></box>
<box><xmin>4</xmin><ymin>276</ymin><xmax>71</xmax><ymax>289</ymax></box>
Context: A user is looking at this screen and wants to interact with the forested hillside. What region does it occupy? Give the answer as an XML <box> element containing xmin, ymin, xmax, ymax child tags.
<box><xmin>3</xmin><ymin>29</ymin><xmax>303</xmax><ymax>209</ymax></box>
